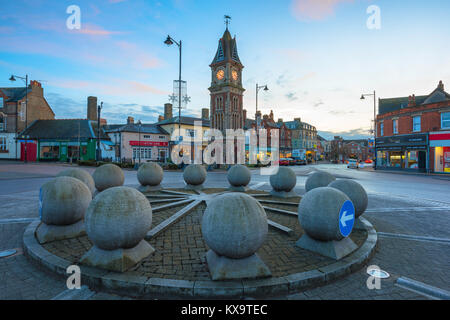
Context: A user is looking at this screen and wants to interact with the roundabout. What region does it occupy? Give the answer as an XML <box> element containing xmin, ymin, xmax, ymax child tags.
<box><xmin>23</xmin><ymin>165</ymin><xmax>378</xmax><ymax>299</ymax></box>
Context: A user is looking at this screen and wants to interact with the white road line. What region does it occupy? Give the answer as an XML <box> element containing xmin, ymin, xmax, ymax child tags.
<box><xmin>0</xmin><ymin>218</ymin><xmax>37</xmax><ymax>225</ymax></box>
<box><xmin>377</xmin><ymin>232</ymin><xmax>450</xmax><ymax>244</ymax></box>
<box><xmin>395</xmin><ymin>277</ymin><xmax>450</xmax><ymax>300</ymax></box>
<box><xmin>366</xmin><ymin>207</ymin><xmax>450</xmax><ymax>213</ymax></box>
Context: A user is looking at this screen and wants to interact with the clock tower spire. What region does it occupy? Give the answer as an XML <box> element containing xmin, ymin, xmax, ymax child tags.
<box><xmin>209</xmin><ymin>22</ymin><xmax>245</xmax><ymax>133</ymax></box>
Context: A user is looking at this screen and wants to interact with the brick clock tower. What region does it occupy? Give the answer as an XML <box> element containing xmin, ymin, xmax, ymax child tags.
<box><xmin>209</xmin><ymin>26</ymin><xmax>245</xmax><ymax>133</ymax></box>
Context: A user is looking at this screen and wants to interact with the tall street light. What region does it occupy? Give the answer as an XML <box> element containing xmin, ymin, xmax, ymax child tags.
<box><xmin>361</xmin><ymin>90</ymin><xmax>376</xmax><ymax>167</ymax></box>
<box><xmin>9</xmin><ymin>74</ymin><xmax>29</xmax><ymax>163</ymax></box>
<box><xmin>255</xmin><ymin>83</ymin><xmax>269</xmax><ymax>130</ymax></box>
<box><xmin>96</xmin><ymin>101</ymin><xmax>103</xmax><ymax>162</ymax></box>
<box><xmin>164</xmin><ymin>35</ymin><xmax>182</xmax><ymax>137</ymax></box>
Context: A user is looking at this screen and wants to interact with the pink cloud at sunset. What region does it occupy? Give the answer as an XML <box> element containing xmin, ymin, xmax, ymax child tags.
<box><xmin>291</xmin><ymin>0</ymin><xmax>354</xmax><ymax>21</ymax></box>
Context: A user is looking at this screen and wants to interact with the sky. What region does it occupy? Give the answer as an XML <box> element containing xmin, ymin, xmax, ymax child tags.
<box><xmin>1</xmin><ymin>0</ymin><xmax>449</xmax><ymax>140</ymax></box>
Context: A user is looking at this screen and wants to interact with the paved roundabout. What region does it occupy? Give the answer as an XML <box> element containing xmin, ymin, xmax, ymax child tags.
<box><xmin>23</xmin><ymin>166</ymin><xmax>377</xmax><ymax>299</ymax></box>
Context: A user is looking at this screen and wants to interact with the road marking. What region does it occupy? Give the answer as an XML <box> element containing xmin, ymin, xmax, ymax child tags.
<box><xmin>51</xmin><ymin>285</ymin><xmax>96</xmax><ymax>300</ymax></box>
<box><xmin>366</xmin><ymin>206</ymin><xmax>450</xmax><ymax>213</ymax></box>
<box><xmin>0</xmin><ymin>218</ymin><xmax>37</xmax><ymax>225</ymax></box>
<box><xmin>395</xmin><ymin>277</ymin><xmax>450</xmax><ymax>300</ymax></box>
<box><xmin>377</xmin><ymin>232</ymin><xmax>450</xmax><ymax>244</ymax></box>
<box><xmin>249</xmin><ymin>182</ymin><xmax>266</xmax><ymax>189</ymax></box>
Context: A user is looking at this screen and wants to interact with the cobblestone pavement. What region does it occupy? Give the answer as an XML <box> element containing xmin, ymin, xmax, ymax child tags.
<box><xmin>0</xmin><ymin>162</ymin><xmax>449</xmax><ymax>300</ymax></box>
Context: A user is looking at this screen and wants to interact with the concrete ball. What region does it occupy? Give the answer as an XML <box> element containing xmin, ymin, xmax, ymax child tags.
<box><xmin>328</xmin><ymin>179</ymin><xmax>368</xmax><ymax>218</ymax></box>
<box><xmin>269</xmin><ymin>167</ymin><xmax>296</xmax><ymax>192</ymax></box>
<box><xmin>298</xmin><ymin>187</ymin><xmax>353</xmax><ymax>241</ymax></box>
<box><xmin>137</xmin><ymin>162</ymin><xmax>163</xmax><ymax>186</ymax></box>
<box><xmin>85</xmin><ymin>186</ymin><xmax>152</xmax><ymax>250</ymax></box>
<box><xmin>40</xmin><ymin>176</ymin><xmax>92</xmax><ymax>226</ymax></box>
<box><xmin>305</xmin><ymin>171</ymin><xmax>336</xmax><ymax>192</ymax></box>
<box><xmin>92</xmin><ymin>164</ymin><xmax>124</xmax><ymax>192</ymax></box>
<box><xmin>183</xmin><ymin>164</ymin><xmax>206</xmax><ymax>186</ymax></box>
<box><xmin>227</xmin><ymin>164</ymin><xmax>251</xmax><ymax>187</ymax></box>
<box><xmin>56</xmin><ymin>168</ymin><xmax>95</xmax><ymax>196</ymax></box>
<box><xmin>202</xmin><ymin>193</ymin><xmax>268</xmax><ymax>259</ymax></box>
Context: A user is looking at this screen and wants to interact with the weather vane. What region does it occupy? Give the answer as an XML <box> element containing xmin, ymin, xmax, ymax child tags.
<box><xmin>224</xmin><ymin>15</ymin><xmax>231</xmax><ymax>29</ymax></box>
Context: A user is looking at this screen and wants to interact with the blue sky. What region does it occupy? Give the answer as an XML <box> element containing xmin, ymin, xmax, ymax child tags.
<box><xmin>1</xmin><ymin>0</ymin><xmax>449</xmax><ymax>139</ymax></box>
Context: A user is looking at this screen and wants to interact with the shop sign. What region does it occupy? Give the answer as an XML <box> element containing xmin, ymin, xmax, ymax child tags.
<box><xmin>376</xmin><ymin>134</ymin><xmax>427</xmax><ymax>148</ymax></box>
<box><xmin>129</xmin><ymin>141</ymin><xmax>168</xmax><ymax>147</ymax></box>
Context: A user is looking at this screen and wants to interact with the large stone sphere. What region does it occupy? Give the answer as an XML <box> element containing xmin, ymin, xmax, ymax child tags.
<box><xmin>269</xmin><ymin>167</ymin><xmax>296</xmax><ymax>192</ymax></box>
<box><xmin>328</xmin><ymin>179</ymin><xmax>368</xmax><ymax>218</ymax></box>
<box><xmin>92</xmin><ymin>164</ymin><xmax>124</xmax><ymax>192</ymax></box>
<box><xmin>202</xmin><ymin>193</ymin><xmax>268</xmax><ymax>259</ymax></box>
<box><xmin>56</xmin><ymin>168</ymin><xmax>95</xmax><ymax>196</ymax></box>
<box><xmin>298</xmin><ymin>187</ymin><xmax>354</xmax><ymax>241</ymax></box>
<box><xmin>137</xmin><ymin>162</ymin><xmax>163</xmax><ymax>186</ymax></box>
<box><xmin>85</xmin><ymin>186</ymin><xmax>152</xmax><ymax>250</ymax></box>
<box><xmin>40</xmin><ymin>176</ymin><xmax>91</xmax><ymax>226</ymax></box>
<box><xmin>227</xmin><ymin>164</ymin><xmax>251</xmax><ymax>187</ymax></box>
<box><xmin>305</xmin><ymin>171</ymin><xmax>336</xmax><ymax>192</ymax></box>
<box><xmin>183</xmin><ymin>164</ymin><xmax>206</xmax><ymax>186</ymax></box>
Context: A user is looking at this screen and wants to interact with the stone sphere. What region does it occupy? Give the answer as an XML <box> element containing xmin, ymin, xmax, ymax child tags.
<box><xmin>305</xmin><ymin>171</ymin><xmax>336</xmax><ymax>192</ymax></box>
<box><xmin>85</xmin><ymin>186</ymin><xmax>152</xmax><ymax>250</ymax></box>
<box><xmin>202</xmin><ymin>193</ymin><xmax>268</xmax><ymax>259</ymax></box>
<box><xmin>328</xmin><ymin>179</ymin><xmax>368</xmax><ymax>218</ymax></box>
<box><xmin>56</xmin><ymin>168</ymin><xmax>95</xmax><ymax>196</ymax></box>
<box><xmin>183</xmin><ymin>164</ymin><xmax>206</xmax><ymax>186</ymax></box>
<box><xmin>227</xmin><ymin>164</ymin><xmax>251</xmax><ymax>187</ymax></box>
<box><xmin>298</xmin><ymin>187</ymin><xmax>354</xmax><ymax>241</ymax></box>
<box><xmin>92</xmin><ymin>164</ymin><xmax>124</xmax><ymax>192</ymax></box>
<box><xmin>40</xmin><ymin>176</ymin><xmax>91</xmax><ymax>226</ymax></box>
<box><xmin>270</xmin><ymin>167</ymin><xmax>296</xmax><ymax>192</ymax></box>
<box><xmin>137</xmin><ymin>162</ymin><xmax>163</xmax><ymax>186</ymax></box>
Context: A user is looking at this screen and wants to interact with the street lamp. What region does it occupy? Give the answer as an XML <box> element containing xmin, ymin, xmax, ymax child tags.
<box><xmin>96</xmin><ymin>101</ymin><xmax>103</xmax><ymax>162</ymax></box>
<box><xmin>164</xmin><ymin>35</ymin><xmax>182</xmax><ymax>135</ymax></box>
<box><xmin>137</xmin><ymin>120</ymin><xmax>142</xmax><ymax>165</ymax></box>
<box><xmin>9</xmin><ymin>74</ymin><xmax>28</xmax><ymax>163</ymax></box>
<box><xmin>361</xmin><ymin>90</ymin><xmax>377</xmax><ymax>167</ymax></box>
<box><xmin>255</xmin><ymin>83</ymin><xmax>269</xmax><ymax>129</ymax></box>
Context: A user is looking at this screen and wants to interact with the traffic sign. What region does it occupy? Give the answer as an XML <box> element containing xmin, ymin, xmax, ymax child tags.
<box><xmin>339</xmin><ymin>200</ymin><xmax>355</xmax><ymax>237</ymax></box>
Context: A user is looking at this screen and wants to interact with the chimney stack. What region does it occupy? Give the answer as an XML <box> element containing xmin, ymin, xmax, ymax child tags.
<box><xmin>202</xmin><ymin>108</ymin><xmax>209</xmax><ymax>120</ymax></box>
<box><xmin>294</xmin><ymin>117</ymin><xmax>301</xmax><ymax>123</ymax></box>
<box><xmin>438</xmin><ymin>80</ymin><xmax>444</xmax><ymax>91</ymax></box>
<box><xmin>87</xmin><ymin>96</ymin><xmax>98</xmax><ymax>121</ymax></box>
<box><xmin>158</xmin><ymin>115</ymin><xmax>164</xmax><ymax>122</ymax></box>
<box><xmin>277</xmin><ymin>118</ymin><xmax>283</xmax><ymax>123</ymax></box>
<box><xmin>263</xmin><ymin>114</ymin><xmax>269</xmax><ymax>120</ymax></box>
<box><xmin>164</xmin><ymin>103</ymin><xmax>173</xmax><ymax>120</ymax></box>
<box><xmin>127</xmin><ymin>116</ymin><xmax>134</xmax><ymax>124</ymax></box>
<box><xmin>269</xmin><ymin>110</ymin><xmax>274</xmax><ymax>121</ymax></box>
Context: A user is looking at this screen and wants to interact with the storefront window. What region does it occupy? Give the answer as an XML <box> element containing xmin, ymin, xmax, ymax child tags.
<box><xmin>406</xmin><ymin>150</ymin><xmax>419</xmax><ymax>169</ymax></box>
<box><xmin>389</xmin><ymin>151</ymin><xmax>403</xmax><ymax>167</ymax></box>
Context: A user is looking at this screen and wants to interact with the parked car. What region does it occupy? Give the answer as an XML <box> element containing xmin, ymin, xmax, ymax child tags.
<box><xmin>287</xmin><ymin>158</ymin><xmax>296</xmax><ymax>166</ymax></box>
<box><xmin>365</xmin><ymin>159</ymin><xmax>373</xmax><ymax>164</ymax></box>
<box><xmin>293</xmin><ymin>158</ymin><xmax>307</xmax><ymax>165</ymax></box>
<box><xmin>347</xmin><ymin>159</ymin><xmax>359</xmax><ymax>169</ymax></box>
<box><xmin>279</xmin><ymin>158</ymin><xmax>290</xmax><ymax>166</ymax></box>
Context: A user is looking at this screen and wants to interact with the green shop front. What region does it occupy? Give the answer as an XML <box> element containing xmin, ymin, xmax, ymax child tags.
<box><xmin>37</xmin><ymin>139</ymin><xmax>96</xmax><ymax>162</ymax></box>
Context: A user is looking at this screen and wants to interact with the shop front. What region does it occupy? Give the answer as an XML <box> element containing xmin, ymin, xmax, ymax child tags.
<box><xmin>430</xmin><ymin>131</ymin><xmax>450</xmax><ymax>173</ymax></box>
<box><xmin>375</xmin><ymin>133</ymin><xmax>428</xmax><ymax>172</ymax></box>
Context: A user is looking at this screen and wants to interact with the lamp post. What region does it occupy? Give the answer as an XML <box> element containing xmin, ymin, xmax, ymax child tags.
<box><xmin>164</xmin><ymin>35</ymin><xmax>182</xmax><ymax>135</ymax></box>
<box><xmin>96</xmin><ymin>101</ymin><xmax>103</xmax><ymax>162</ymax></box>
<box><xmin>255</xmin><ymin>83</ymin><xmax>269</xmax><ymax>128</ymax></box>
<box><xmin>137</xmin><ymin>120</ymin><xmax>142</xmax><ymax>165</ymax></box>
<box><xmin>9</xmin><ymin>74</ymin><xmax>28</xmax><ymax>163</ymax></box>
<box><xmin>361</xmin><ymin>90</ymin><xmax>376</xmax><ymax>168</ymax></box>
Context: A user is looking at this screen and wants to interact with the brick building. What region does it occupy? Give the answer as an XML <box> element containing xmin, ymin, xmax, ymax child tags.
<box><xmin>0</xmin><ymin>81</ymin><xmax>54</xmax><ymax>160</ymax></box>
<box><xmin>376</xmin><ymin>81</ymin><xmax>450</xmax><ymax>173</ymax></box>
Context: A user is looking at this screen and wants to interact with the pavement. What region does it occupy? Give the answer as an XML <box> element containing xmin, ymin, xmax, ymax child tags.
<box><xmin>0</xmin><ymin>161</ymin><xmax>449</xmax><ymax>300</ymax></box>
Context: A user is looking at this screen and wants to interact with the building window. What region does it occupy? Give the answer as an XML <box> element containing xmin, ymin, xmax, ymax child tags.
<box><xmin>0</xmin><ymin>136</ymin><xmax>6</xmax><ymax>151</ymax></box>
<box><xmin>442</xmin><ymin>112</ymin><xmax>450</xmax><ymax>129</ymax></box>
<box><xmin>0</xmin><ymin>116</ymin><xmax>4</xmax><ymax>131</ymax></box>
<box><xmin>393</xmin><ymin>119</ymin><xmax>398</xmax><ymax>134</ymax></box>
<box><xmin>413</xmin><ymin>116</ymin><xmax>421</xmax><ymax>132</ymax></box>
<box><xmin>380</xmin><ymin>122</ymin><xmax>384</xmax><ymax>136</ymax></box>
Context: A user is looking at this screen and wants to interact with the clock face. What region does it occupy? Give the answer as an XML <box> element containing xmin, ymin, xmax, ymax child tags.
<box><xmin>216</xmin><ymin>69</ymin><xmax>225</xmax><ymax>80</ymax></box>
<box><xmin>232</xmin><ymin>70</ymin><xmax>238</xmax><ymax>81</ymax></box>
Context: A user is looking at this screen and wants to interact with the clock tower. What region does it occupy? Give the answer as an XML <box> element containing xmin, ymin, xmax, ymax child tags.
<box><xmin>209</xmin><ymin>26</ymin><xmax>245</xmax><ymax>133</ymax></box>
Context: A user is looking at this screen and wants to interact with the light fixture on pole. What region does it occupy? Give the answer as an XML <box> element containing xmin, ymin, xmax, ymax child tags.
<box><xmin>96</xmin><ymin>101</ymin><xmax>103</xmax><ymax>162</ymax></box>
<box><xmin>164</xmin><ymin>35</ymin><xmax>182</xmax><ymax>136</ymax></box>
<box><xmin>361</xmin><ymin>90</ymin><xmax>377</xmax><ymax>167</ymax></box>
<box><xmin>9</xmin><ymin>74</ymin><xmax>29</xmax><ymax>163</ymax></box>
<box><xmin>255</xmin><ymin>83</ymin><xmax>269</xmax><ymax>129</ymax></box>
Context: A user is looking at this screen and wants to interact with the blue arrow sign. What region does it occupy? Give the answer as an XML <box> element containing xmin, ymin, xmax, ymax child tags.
<box><xmin>339</xmin><ymin>200</ymin><xmax>355</xmax><ymax>237</ymax></box>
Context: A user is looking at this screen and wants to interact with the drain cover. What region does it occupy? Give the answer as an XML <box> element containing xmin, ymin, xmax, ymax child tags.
<box><xmin>367</xmin><ymin>268</ymin><xmax>390</xmax><ymax>279</ymax></box>
<box><xmin>0</xmin><ymin>249</ymin><xmax>17</xmax><ymax>258</ymax></box>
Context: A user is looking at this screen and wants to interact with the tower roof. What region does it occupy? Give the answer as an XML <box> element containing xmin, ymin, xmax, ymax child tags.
<box><xmin>211</xmin><ymin>28</ymin><xmax>242</xmax><ymax>66</ymax></box>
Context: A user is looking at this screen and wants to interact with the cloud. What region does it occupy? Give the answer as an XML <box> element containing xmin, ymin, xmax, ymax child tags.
<box><xmin>328</xmin><ymin>110</ymin><xmax>355</xmax><ymax>115</ymax></box>
<box><xmin>291</xmin><ymin>0</ymin><xmax>354</xmax><ymax>21</ymax></box>
<box><xmin>314</xmin><ymin>100</ymin><xmax>324</xmax><ymax>107</ymax></box>
<box><xmin>285</xmin><ymin>92</ymin><xmax>299</xmax><ymax>101</ymax></box>
<box><xmin>71</xmin><ymin>23</ymin><xmax>125</xmax><ymax>37</ymax></box>
<box><xmin>318</xmin><ymin>128</ymin><xmax>370</xmax><ymax>140</ymax></box>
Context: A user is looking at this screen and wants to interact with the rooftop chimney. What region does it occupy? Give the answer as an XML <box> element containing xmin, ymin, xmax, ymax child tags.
<box><xmin>164</xmin><ymin>103</ymin><xmax>173</xmax><ymax>120</ymax></box>
<box><xmin>269</xmin><ymin>110</ymin><xmax>274</xmax><ymax>120</ymax></box>
<box><xmin>87</xmin><ymin>96</ymin><xmax>98</xmax><ymax>121</ymax></box>
<box><xmin>29</xmin><ymin>80</ymin><xmax>43</xmax><ymax>97</ymax></box>
<box><xmin>127</xmin><ymin>116</ymin><xmax>134</xmax><ymax>124</ymax></box>
<box><xmin>263</xmin><ymin>114</ymin><xmax>269</xmax><ymax>120</ymax></box>
<box><xmin>438</xmin><ymin>80</ymin><xmax>444</xmax><ymax>91</ymax></box>
<box><xmin>202</xmin><ymin>108</ymin><xmax>209</xmax><ymax>120</ymax></box>
<box><xmin>294</xmin><ymin>117</ymin><xmax>301</xmax><ymax>123</ymax></box>
<box><xmin>158</xmin><ymin>115</ymin><xmax>164</xmax><ymax>122</ymax></box>
<box><xmin>277</xmin><ymin>118</ymin><xmax>283</xmax><ymax>123</ymax></box>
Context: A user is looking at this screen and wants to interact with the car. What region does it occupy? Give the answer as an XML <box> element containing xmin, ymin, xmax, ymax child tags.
<box><xmin>365</xmin><ymin>159</ymin><xmax>373</xmax><ymax>164</ymax></box>
<box><xmin>279</xmin><ymin>158</ymin><xmax>290</xmax><ymax>166</ymax></box>
<box><xmin>347</xmin><ymin>159</ymin><xmax>359</xmax><ymax>169</ymax></box>
<box><xmin>287</xmin><ymin>158</ymin><xmax>296</xmax><ymax>166</ymax></box>
<box><xmin>294</xmin><ymin>158</ymin><xmax>306</xmax><ymax>165</ymax></box>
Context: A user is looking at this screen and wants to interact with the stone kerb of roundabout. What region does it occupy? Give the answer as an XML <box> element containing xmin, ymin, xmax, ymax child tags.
<box><xmin>23</xmin><ymin>164</ymin><xmax>378</xmax><ymax>299</ymax></box>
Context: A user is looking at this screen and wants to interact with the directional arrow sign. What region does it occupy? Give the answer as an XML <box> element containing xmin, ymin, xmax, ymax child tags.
<box><xmin>339</xmin><ymin>200</ymin><xmax>355</xmax><ymax>237</ymax></box>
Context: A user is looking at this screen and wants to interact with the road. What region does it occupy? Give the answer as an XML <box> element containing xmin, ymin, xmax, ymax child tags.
<box><xmin>0</xmin><ymin>161</ymin><xmax>449</xmax><ymax>300</ymax></box>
